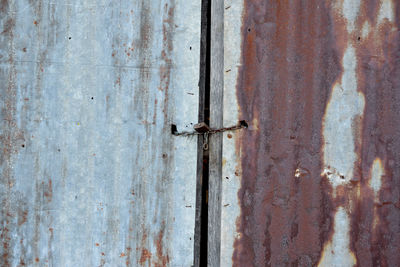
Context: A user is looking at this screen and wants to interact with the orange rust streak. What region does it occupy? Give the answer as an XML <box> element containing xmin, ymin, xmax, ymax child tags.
<box><xmin>139</xmin><ymin>249</ymin><xmax>152</xmax><ymax>265</ymax></box>
<box><xmin>153</xmin><ymin>222</ymin><xmax>169</xmax><ymax>267</ymax></box>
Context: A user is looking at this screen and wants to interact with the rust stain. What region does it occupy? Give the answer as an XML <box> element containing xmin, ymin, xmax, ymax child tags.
<box><xmin>152</xmin><ymin>98</ymin><xmax>158</xmax><ymax>125</ymax></box>
<box><xmin>146</xmin><ymin>3</ymin><xmax>175</xmax><ymax>265</ymax></box>
<box><xmin>48</xmin><ymin>226</ymin><xmax>54</xmax><ymax>264</ymax></box>
<box><xmin>27</xmin><ymin>6</ymin><xmax>53</xmax><ymax>262</ymax></box>
<box><xmin>43</xmin><ymin>178</ymin><xmax>53</xmax><ymax>202</ymax></box>
<box><xmin>234</xmin><ymin>0</ymin><xmax>400</xmax><ymax>266</ymax></box>
<box><xmin>139</xmin><ymin>248</ymin><xmax>152</xmax><ymax>265</ymax></box>
<box><xmin>115</xmin><ymin>76</ymin><xmax>120</xmax><ymax>86</ymax></box>
<box><xmin>1</xmin><ymin>18</ymin><xmax>15</xmax><ymax>35</ymax></box>
<box><xmin>158</xmin><ymin>2</ymin><xmax>175</xmax><ymax>97</ymax></box>
<box><xmin>0</xmin><ymin>0</ymin><xmax>9</xmax><ymax>14</ymax></box>
<box><xmin>137</xmin><ymin>225</ymin><xmax>151</xmax><ymax>266</ymax></box>
<box><xmin>0</xmin><ymin>2</ymin><xmax>24</xmax><ymax>265</ymax></box>
<box><xmin>17</xmin><ymin>209</ymin><xmax>28</xmax><ymax>226</ymax></box>
<box><xmin>131</xmin><ymin>0</ymin><xmax>154</xmax><ymax>122</ymax></box>
<box><xmin>124</xmin><ymin>247</ymin><xmax>132</xmax><ymax>266</ymax></box>
<box><xmin>153</xmin><ymin>222</ymin><xmax>169</xmax><ymax>267</ymax></box>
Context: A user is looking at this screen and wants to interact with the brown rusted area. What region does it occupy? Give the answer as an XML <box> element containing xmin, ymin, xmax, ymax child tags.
<box><xmin>234</xmin><ymin>1</ymin><xmax>341</xmax><ymax>266</ymax></box>
<box><xmin>317</xmin><ymin>1</ymin><xmax>400</xmax><ymax>265</ymax></box>
<box><xmin>234</xmin><ymin>0</ymin><xmax>400</xmax><ymax>266</ymax></box>
<box><xmin>350</xmin><ymin>1</ymin><xmax>400</xmax><ymax>266</ymax></box>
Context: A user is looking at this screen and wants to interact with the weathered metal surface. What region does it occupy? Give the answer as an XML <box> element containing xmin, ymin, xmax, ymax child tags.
<box><xmin>0</xmin><ymin>0</ymin><xmax>200</xmax><ymax>266</ymax></box>
<box><xmin>222</xmin><ymin>0</ymin><xmax>400</xmax><ymax>266</ymax></box>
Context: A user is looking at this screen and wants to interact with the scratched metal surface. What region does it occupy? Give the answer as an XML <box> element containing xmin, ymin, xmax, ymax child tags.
<box><xmin>222</xmin><ymin>0</ymin><xmax>400</xmax><ymax>266</ymax></box>
<box><xmin>0</xmin><ymin>0</ymin><xmax>200</xmax><ymax>266</ymax></box>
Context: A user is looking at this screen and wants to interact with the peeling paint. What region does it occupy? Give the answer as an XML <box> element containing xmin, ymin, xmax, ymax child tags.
<box><xmin>322</xmin><ymin>45</ymin><xmax>365</xmax><ymax>188</ymax></box>
<box><xmin>377</xmin><ymin>0</ymin><xmax>395</xmax><ymax>24</ymax></box>
<box><xmin>369</xmin><ymin>158</ymin><xmax>384</xmax><ymax>197</ymax></box>
<box><xmin>342</xmin><ymin>0</ymin><xmax>361</xmax><ymax>32</ymax></box>
<box><xmin>318</xmin><ymin>207</ymin><xmax>356</xmax><ymax>267</ymax></box>
<box><xmin>361</xmin><ymin>21</ymin><xmax>370</xmax><ymax>38</ymax></box>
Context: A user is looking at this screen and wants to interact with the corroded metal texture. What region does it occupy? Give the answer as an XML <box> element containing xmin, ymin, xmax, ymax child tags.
<box><xmin>222</xmin><ymin>0</ymin><xmax>400</xmax><ymax>266</ymax></box>
<box><xmin>0</xmin><ymin>0</ymin><xmax>200</xmax><ymax>266</ymax></box>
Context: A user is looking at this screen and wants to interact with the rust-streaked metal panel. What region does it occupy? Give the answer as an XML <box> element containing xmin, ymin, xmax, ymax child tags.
<box><xmin>0</xmin><ymin>0</ymin><xmax>200</xmax><ymax>266</ymax></box>
<box><xmin>222</xmin><ymin>1</ymin><xmax>400</xmax><ymax>266</ymax></box>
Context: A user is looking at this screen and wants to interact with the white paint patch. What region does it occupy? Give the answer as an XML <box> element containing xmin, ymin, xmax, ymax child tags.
<box><xmin>378</xmin><ymin>0</ymin><xmax>395</xmax><ymax>24</ymax></box>
<box><xmin>342</xmin><ymin>0</ymin><xmax>361</xmax><ymax>32</ymax></box>
<box><xmin>318</xmin><ymin>207</ymin><xmax>356</xmax><ymax>267</ymax></box>
<box><xmin>369</xmin><ymin>158</ymin><xmax>384</xmax><ymax>230</ymax></box>
<box><xmin>322</xmin><ymin>166</ymin><xmax>346</xmax><ymax>184</ymax></box>
<box><xmin>295</xmin><ymin>167</ymin><xmax>310</xmax><ymax>178</ymax></box>
<box><xmin>369</xmin><ymin>158</ymin><xmax>384</xmax><ymax>197</ymax></box>
<box><xmin>322</xmin><ymin>45</ymin><xmax>365</xmax><ymax>188</ymax></box>
<box><xmin>361</xmin><ymin>21</ymin><xmax>371</xmax><ymax>39</ymax></box>
<box><xmin>320</xmin><ymin>26</ymin><xmax>364</xmax><ymax>265</ymax></box>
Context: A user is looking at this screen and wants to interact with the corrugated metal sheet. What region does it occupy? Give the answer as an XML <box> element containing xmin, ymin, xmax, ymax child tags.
<box><xmin>0</xmin><ymin>0</ymin><xmax>200</xmax><ymax>266</ymax></box>
<box><xmin>222</xmin><ymin>1</ymin><xmax>400</xmax><ymax>266</ymax></box>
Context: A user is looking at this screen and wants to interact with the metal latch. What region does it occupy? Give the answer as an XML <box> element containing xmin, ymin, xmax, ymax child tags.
<box><xmin>172</xmin><ymin>120</ymin><xmax>248</xmax><ymax>151</ymax></box>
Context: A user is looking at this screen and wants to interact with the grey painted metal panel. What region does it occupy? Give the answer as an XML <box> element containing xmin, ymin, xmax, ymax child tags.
<box><xmin>220</xmin><ymin>1</ymin><xmax>244</xmax><ymax>266</ymax></box>
<box><xmin>0</xmin><ymin>0</ymin><xmax>200</xmax><ymax>266</ymax></box>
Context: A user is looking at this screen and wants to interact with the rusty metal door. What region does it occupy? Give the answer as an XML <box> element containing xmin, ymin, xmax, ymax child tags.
<box><xmin>219</xmin><ymin>0</ymin><xmax>400</xmax><ymax>266</ymax></box>
<box><xmin>0</xmin><ymin>0</ymin><xmax>201</xmax><ymax>266</ymax></box>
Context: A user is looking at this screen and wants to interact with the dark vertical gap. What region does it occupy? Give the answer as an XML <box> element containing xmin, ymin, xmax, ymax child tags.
<box><xmin>204</xmin><ymin>1</ymin><xmax>211</xmax><ymax>127</ymax></box>
<box><xmin>201</xmin><ymin>1</ymin><xmax>211</xmax><ymax>266</ymax></box>
<box><xmin>194</xmin><ymin>0</ymin><xmax>211</xmax><ymax>266</ymax></box>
